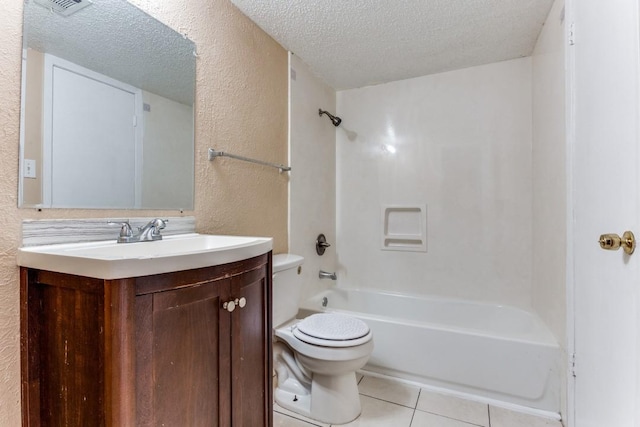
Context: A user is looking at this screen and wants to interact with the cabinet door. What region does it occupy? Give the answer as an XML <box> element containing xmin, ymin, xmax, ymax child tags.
<box><xmin>136</xmin><ymin>280</ymin><xmax>231</xmax><ymax>427</ymax></box>
<box><xmin>230</xmin><ymin>265</ymin><xmax>272</xmax><ymax>426</ymax></box>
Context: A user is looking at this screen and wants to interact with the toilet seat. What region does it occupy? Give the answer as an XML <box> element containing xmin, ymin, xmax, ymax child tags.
<box><xmin>293</xmin><ymin>313</ymin><xmax>372</xmax><ymax>348</ymax></box>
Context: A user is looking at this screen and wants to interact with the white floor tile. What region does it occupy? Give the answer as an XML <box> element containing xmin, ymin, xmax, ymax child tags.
<box><xmin>358</xmin><ymin>376</ymin><xmax>421</xmax><ymax>408</ymax></box>
<box><xmin>274</xmin><ymin>411</ymin><xmax>325</xmax><ymax>426</ymax></box>
<box><xmin>274</xmin><ymin>402</ymin><xmax>331</xmax><ymax>427</ymax></box>
<box><xmin>489</xmin><ymin>406</ymin><xmax>563</xmax><ymax>427</ymax></box>
<box><xmin>416</xmin><ymin>390</ymin><xmax>489</xmax><ymax>427</ymax></box>
<box><xmin>340</xmin><ymin>395</ymin><xmax>414</xmax><ymax>427</ymax></box>
<box><xmin>412</xmin><ymin>410</ymin><xmax>484</xmax><ymax>427</ymax></box>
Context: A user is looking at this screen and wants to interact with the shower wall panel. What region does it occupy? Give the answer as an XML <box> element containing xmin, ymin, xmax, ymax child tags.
<box><xmin>288</xmin><ymin>54</ymin><xmax>338</xmax><ymax>302</ymax></box>
<box><xmin>336</xmin><ymin>57</ymin><xmax>533</xmax><ymax>309</ymax></box>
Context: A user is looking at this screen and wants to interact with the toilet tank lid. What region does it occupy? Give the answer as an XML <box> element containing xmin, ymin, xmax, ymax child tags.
<box><xmin>272</xmin><ymin>254</ymin><xmax>304</xmax><ymax>273</ymax></box>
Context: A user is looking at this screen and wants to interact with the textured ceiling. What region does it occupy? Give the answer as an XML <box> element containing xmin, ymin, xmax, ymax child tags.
<box><xmin>24</xmin><ymin>0</ymin><xmax>195</xmax><ymax>105</ymax></box>
<box><xmin>230</xmin><ymin>0</ymin><xmax>556</xmax><ymax>90</ymax></box>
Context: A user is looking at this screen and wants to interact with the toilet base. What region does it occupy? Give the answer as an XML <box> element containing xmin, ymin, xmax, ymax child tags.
<box><xmin>275</xmin><ymin>372</ymin><xmax>362</xmax><ymax>425</ymax></box>
<box><xmin>273</xmin><ymin>321</ymin><xmax>372</xmax><ymax>425</ymax></box>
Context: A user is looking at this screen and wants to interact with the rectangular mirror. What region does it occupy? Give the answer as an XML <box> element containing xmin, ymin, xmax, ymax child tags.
<box><xmin>19</xmin><ymin>0</ymin><xmax>195</xmax><ymax>210</ymax></box>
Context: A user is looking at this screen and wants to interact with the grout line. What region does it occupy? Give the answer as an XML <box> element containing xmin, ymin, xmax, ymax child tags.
<box><xmin>409</xmin><ymin>389</ymin><xmax>420</xmax><ymax>426</ymax></box>
<box><xmin>359</xmin><ymin>392</ymin><xmax>417</xmax><ymax>410</ymax></box>
<box><xmin>417</xmin><ymin>409</ymin><xmax>486</xmax><ymax>427</ymax></box>
<box><xmin>275</xmin><ymin>411</ymin><xmax>324</xmax><ymax>426</ymax></box>
<box><xmin>488</xmin><ymin>404</ymin><xmax>492</xmax><ymax>426</ymax></box>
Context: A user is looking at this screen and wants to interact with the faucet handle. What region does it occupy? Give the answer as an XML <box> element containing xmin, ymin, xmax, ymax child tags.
<box><xmin>108</xmin><ymin>220</ymin><xmax>134</xmax><ymax>242</ymax></box>
<box><xmin>137</xmin><ymin>218</ymin><xmax>168</xmax><ymax>232</ymax></box>
<box><xmin>150</xmin><ymin>218</ymin><xmax>168</xmax><ymax>233</ymax></box>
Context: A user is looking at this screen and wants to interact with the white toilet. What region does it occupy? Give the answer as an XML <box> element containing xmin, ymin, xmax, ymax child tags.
<box><xmin>272</xmin><ymin>254</ymin><xmax>374</xmax><ymax>425</ymax></box>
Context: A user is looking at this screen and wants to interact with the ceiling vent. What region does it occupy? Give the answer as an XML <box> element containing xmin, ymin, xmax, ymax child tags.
<box><xmin>33</xmin><ymin>0</ymin><xmax>92</xmax><ymax>17</ymax></box>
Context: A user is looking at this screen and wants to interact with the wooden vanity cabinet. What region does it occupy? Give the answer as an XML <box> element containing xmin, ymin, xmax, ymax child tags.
<box><xmin>21</xmin><ymin>253</ymin><xmax>273</xmax><ymax>426</ymax></box>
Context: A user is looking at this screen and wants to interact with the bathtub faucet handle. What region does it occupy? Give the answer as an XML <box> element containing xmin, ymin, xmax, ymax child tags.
<box><xmin>316</xmin><ymin>234</ymin><xmax>331</xmax><ymax>256</ymax></box>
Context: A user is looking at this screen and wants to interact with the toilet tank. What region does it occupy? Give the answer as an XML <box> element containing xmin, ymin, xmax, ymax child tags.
<box><xmin>272</xmin><ymin>254</ymin><xmax>304</xmax><ymax>328</ymax></box>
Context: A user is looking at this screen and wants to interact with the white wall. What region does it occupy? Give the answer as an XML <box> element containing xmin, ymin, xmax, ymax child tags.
<box><xmin>531</xmin><ymin>0</ymin><xmax>567</xmax><ymax>419</ymax></box>
<box><xmin>289</xmin><ymin>54</ymin><xmax>337</xmax><ymax>301</ymax></box>
<box><xmin>140</xmin><ymin>90</ymin><xmax>194</xmax><ymax>209</ymax></box>
<box><xmin>336</xmin><ymin>58</ymin><xmax>534</xmax><ymax>308</ymax></box>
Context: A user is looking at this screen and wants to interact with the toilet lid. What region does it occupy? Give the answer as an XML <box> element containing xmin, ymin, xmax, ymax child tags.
<box><xmin>295</xmin><ymin>313</ymin><xmax>370</xmax><ymax>341</ymax></box>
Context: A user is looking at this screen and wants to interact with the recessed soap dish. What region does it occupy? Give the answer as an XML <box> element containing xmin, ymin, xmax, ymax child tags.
<box><xmin>381</xmin><ymin>205</ymin><xmax>427</xmax><ymax>252</ymax></box>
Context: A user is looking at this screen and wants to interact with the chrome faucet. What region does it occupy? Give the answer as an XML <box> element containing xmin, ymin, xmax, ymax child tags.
<box><xmin>137</xmin><ymin>218</ymin><xmax>168</xmax><ymax>242</ymax></box>
<box><xmin>319</xmin><ymin>270</ymin><xmax>337</xmax><ymax>280</ymax></box>
<box><xmin>109</xmin><ymin>218</ymin><xmax>168</xmax><ymax>243</ymax></box>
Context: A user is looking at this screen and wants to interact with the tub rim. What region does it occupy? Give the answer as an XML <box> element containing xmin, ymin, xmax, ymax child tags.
<box><xmin>299</xmin><ymin>287</ymin><xmax>560</xmax><ymax>348</ymax></box>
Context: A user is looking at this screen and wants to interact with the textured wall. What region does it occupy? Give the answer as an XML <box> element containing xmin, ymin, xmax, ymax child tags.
<box><xmin>0</xmin><ymin>0</ymin><xmax>287</xmax><ymax>423</ymax></box>
<box><xmin>22</xmin><ymin>49</ymin><xmax>43</xmax><ymax>205</ymax></box>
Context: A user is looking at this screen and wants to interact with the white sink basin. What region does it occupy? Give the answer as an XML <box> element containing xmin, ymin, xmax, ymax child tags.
<box><xmin>17</xmin><ymin>233</ymin><xmax>273</xmax><ymax>279</ymax></box>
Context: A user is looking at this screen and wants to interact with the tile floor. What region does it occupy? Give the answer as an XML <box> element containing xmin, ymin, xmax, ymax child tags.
<box><xmin>273</xmin><ymin>374</ymin><xmax>564</xmax><ymax>427</ymax></box>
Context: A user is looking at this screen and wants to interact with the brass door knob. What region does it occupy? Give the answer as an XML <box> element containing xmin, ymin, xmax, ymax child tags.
<box><xmin>599</xmin><ymin>231</ymin><xmax>635</xmax><ymax>255</ymax></box>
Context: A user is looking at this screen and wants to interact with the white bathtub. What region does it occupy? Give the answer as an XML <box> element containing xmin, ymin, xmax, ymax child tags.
<box><xmin>299</xmin><ymin>288</ymin><xmax>560</xmax><ymax>415</ymax></box>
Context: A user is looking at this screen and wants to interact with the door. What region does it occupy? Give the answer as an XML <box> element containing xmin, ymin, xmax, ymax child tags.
<box><xmin>137</xmin><ymin>280</ymin><xmax>231</xmax><ymax>427</ymax></box>
<box><xmin>43</xmin><ymin>54</ymin><xmax>141</xmax><ymax>208</ymax></box>
<box><xmin>569</xmin><ymin>0</ymin><xmax>640</xmax><ymax>425</ymax></box>
<box><xmin>230</xmin><ymin>265</ymin><xmax>272</xmax><ymax>426</ymax></box>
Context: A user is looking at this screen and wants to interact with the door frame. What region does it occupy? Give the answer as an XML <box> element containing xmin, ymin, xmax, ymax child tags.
<box><xmin>565</xmin><ymin>1</ymin><xmax>576</xmax><ymax>425</ymax></box>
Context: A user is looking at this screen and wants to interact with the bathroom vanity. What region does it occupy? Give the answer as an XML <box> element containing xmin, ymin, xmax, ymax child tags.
<box><xmin>19</xmin><ymin>235</ymin><xmax>273</xmax><ymax>426</ymax></box>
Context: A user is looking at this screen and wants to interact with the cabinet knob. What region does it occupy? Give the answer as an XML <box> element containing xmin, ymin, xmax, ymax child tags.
<box><xmin>223</xmin><ymin>297</ymin><xmax>246</xmax><ymax>312</ymax></box>
<box><xmin>223</xmin><ymin>300</ymin><xmax>236</xmax><ymax>312</ymax></box>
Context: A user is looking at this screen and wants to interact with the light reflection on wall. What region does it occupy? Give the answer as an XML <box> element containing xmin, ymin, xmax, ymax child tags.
<box><xmin>383</xmin><ymin>123</ymin><xmax>398</xmax><ymax>154</ymax></box>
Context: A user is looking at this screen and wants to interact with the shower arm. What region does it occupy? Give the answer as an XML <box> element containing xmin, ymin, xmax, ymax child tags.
<box><xmin>318</xmin><ymin>109</ymin><xmax>342</xmax><ymax>127</ymax></box>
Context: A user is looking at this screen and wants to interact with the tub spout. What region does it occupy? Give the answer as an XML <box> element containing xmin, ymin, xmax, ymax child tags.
<box><xmin>319</xmin><ymin>270</ymin><xmax>337</xmax><ymax>280</ymax></box>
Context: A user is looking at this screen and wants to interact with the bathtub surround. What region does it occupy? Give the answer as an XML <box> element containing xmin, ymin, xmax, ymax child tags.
<box><xmin>532</xmin><ymin>0</ymin><xmax>566</xmax><ymax>367</ymax></box>
<box><xmin>333</xmin><ymin>0</ymin><xmax>567</xmax><ymax>337</ymax></box>
<box><xmin>531</xmin><ymin>0</ymin><xmax>567</xmax><ymax>419</ymax></box>
<box><xmin>337</xmin><ymin>57</ymin><xmax>534</xmax><ymax>309</ymax></box>
<box><xmin>0</xmin><ymin>0</ymin><xmax>287</xmax><ymax>424</ymax></box>
<box><xmin>288</xmin><ymin>54</ymin><xmax>337</xmax><ymax>302</ymax></box>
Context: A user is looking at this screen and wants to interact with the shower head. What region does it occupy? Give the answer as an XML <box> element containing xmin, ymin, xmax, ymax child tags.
<box><xmin>319</xmin><ymin>109</ymin><xmax>342</xmax><ymax>127</ymax></box>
